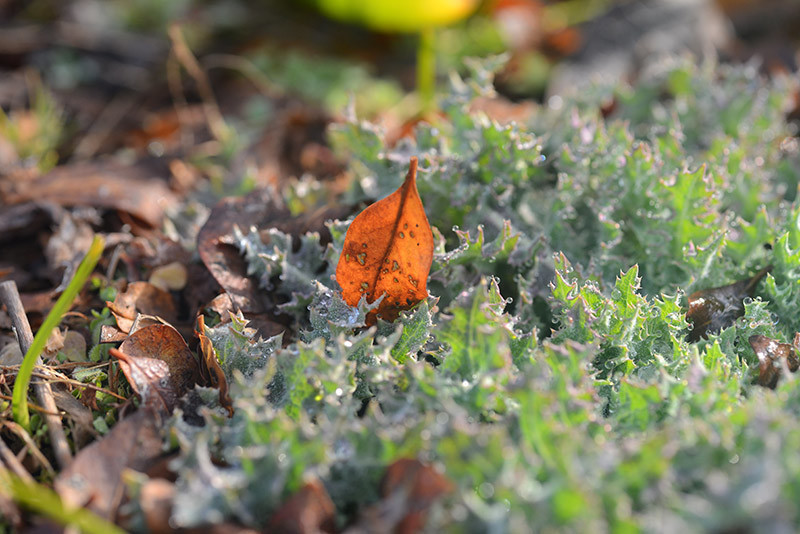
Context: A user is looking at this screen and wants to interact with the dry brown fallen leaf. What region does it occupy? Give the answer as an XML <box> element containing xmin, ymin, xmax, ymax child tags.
<box><xmin>749</xmin><ymin>333</ymin><xmax>800</xmax><ymax>389</ymax></box>
<box><xmin>686</xmin><ymin>266</ymin><xmax>772</xmax><ymax>342</ymax></box>
<box><xmin>381</xmin><ymin>458</ymin><xmax>453</xmax><ymax>534</ymax></box>
<box><xmin>110</xmin><ymin>347</ymin><xmax>178</xmax><ymax>414</ymax></box>
<box><xmin>138</xmin><ymin>477</ymin><xmax>177</xmax><ymax>534</ymax></box>
<box><xmin>107</xmin><ymin>281</ymin><xmax>177</xmax><ymax>334</ymax></box>
<box><xmin>336</xmin><ymin>157</ymin><xmax>434</xmax><ymax>325</ymax></box>
<box><xmin>114</xmin><ymin>323</ymin><xmax>202</xmax><ymax>412</ymax></box>
<box><xmin>54</xmin><ymin>406</ymin><xmax>166</xmax><ymax>521</ymax></box>
<box><xmin>267</xmin><ymin>479</ymin><xmax>336</xmax><ymax>534</ymax></box>
<box><xmin>148</xmin><ymin>261</ymin><xmax>188</xmax><ymax>291</ymax></box>
<box><xmin>2</xmin><ymin>160</ymin><xmax>177</xmax><ymax>228</ymax></box>
<box><xmin>350</xmin><ymin>458</ymin><xmax>453</xmax><ymax>534</ymax></box>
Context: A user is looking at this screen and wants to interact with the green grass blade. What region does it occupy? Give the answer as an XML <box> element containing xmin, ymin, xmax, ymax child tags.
<box><xmin>12</xmin><ymin>235</ymin><xmax>104</xmax><ymax>429</ymax></box>
<box><xmin>0</xmin><ymin>470</ymin><xmax>125</xmax><ymax>534</ymax></box>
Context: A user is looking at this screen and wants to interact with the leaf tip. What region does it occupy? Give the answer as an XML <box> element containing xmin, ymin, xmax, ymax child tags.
<box><xmin>406</xmin><ymin>156</ymin><xmax>419</xmax><ymax>185</ymax></box>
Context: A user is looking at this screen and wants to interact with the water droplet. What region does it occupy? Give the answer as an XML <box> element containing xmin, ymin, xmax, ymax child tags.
<box><xmin>477</xmin><ymin>482</ymin><xmax>495</xmax><ymax>499</ymax></box>
<box><xmin>335</xmin><ymin>387</ymin><xmax>343</xmax><ymax>396</ymax></box>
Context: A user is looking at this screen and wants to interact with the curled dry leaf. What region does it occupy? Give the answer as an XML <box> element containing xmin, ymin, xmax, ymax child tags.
<box><xmin>110</xmin><ymin>347</ymin><xmax>177</xmax><ymax>413</ymax></box>
<box><xmin>107</xmin><ymin>281</ymin><xmax>177</xmax><ymax>334</ymax></box>
<box><xmin>749</xmin><ymin>334</ymin><xmax>800</xmax><ymax>389</ymax></box>
<box><xmin>336</xmin><ymin>157</ymin><xmax>434</xmax><ymax>325</ymax></box>
<box><xmin>267</xmin><ymin>479</ymin><xmax>336</xmax><ymax>534</ymax></box>
<box><xmin>112</xmin><ymin>323</ymin><xmax>202</xmax><ymax>412</ymax></box>
<box><xmin>100</xmin><ymin>324</ymin><xmax>129</xmax><ymax>343</ymax></box>
<box><xmin>196</xmin><ymin>315</ymin><xmax>233</xmax><ymax>417</ymax></box>
<box><xmin>686</xmin><ymin>266</ymin><xmax>771</xmax><ymax>342</ymax></box>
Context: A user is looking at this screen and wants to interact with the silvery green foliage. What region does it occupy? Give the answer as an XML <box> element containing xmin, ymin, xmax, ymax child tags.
<box><xmin>204</xmin><ymin>311</ymin><xmax>281</xmax><ymax>378</ymax></box>
<box><xmin>381</xmin><ymin>297</ymin><xmax>436</xmax><ymax>364</ymax></box>
<box><xmin>233</xmin><ymin>225</ymin><xmax>333</xmax><ymax>322</ymax></box>
<box><xmin>304</xmin><ymin>282</ymin><xmax>380</xmax><ymax>343</ymax></box>
<box><xmin>163</xmin><ymin>57</ymin><xmax>800</xmax><ymax>532</ymax></box>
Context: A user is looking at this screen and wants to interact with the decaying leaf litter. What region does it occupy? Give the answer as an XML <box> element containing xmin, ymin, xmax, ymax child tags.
<box><xmin>2</xmin><ymin>1</ymin><xmax>800</xmax><ymax>532</ymax></box>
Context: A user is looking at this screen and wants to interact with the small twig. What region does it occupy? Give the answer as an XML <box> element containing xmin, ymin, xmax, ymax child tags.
<box><xmin>166</xmin><ymin>51</ymin><xmax>194</xmax><ymax>150</ymax></box>
<box><xmin>168</xmin><ymin>23</ymin><xmax>230</xmax><ymax>145</ymax></box>
<box><xmin>31</xmin><ymin>373</ymin><xmax>127</xmax><ymax>401</ymax></box>
<box><xmin>0</xmin><ymin>394</ymin><xmax>61</xmax><ymax>416</ymax></box>
<box><xmin>202</xmin><ymin>53</ymin><xmax>283</xmax><ymax>99</ymax></box>
<box><xmin>73</xmin><ymin>93</ymin><xmax>139</xmax><ymax>160</ymax></box>
<box><xmin>1</xmin><ymin>422</ymin><xmax>55</xmax><ymax>477</ymax></box>
<box><xmin>105</xmin><ymin>243</ymin><xmax>124</xmax><ymax>280</ymax></box>
<box><xmin>0</xmin><ymin>281</ymin><xmax>72</xmax><ymax>468</ymax></box>
<box><xmin>0</xmin><ymin>438</ymin><xmax>34</xmax><ymax>483</ymax></box>
<box><xmin>2</xmin><ymin>364</ymin><xmax>127</xmax><ymax>401</ymax></box>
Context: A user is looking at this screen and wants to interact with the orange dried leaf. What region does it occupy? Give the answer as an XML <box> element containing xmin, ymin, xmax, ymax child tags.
<box><xmin>336</xmin><ymin>157</ymin><xmax>433</xmax><ymax>324</ymax></box>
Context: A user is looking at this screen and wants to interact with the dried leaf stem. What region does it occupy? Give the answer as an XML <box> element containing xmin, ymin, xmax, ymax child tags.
<box><xmin>168</xmin><ymin>23</ymin><xmax>231</xmax><ymax>145</ymax></box>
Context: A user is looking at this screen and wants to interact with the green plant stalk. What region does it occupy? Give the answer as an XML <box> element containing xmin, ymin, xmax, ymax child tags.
<box><xmin>0</xmin><ymin>470</ymin><xmax>125</xmax><ymax>534</ymax></box>
<box><xmin>12</xmin><ymin>235</ymin><xmax>104</xmax><ymax>429</ymax></box>
<box><xmin>417</xmin><ymin>26</ymin><xmax>436</xmax><ymax>113</ymax></box>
